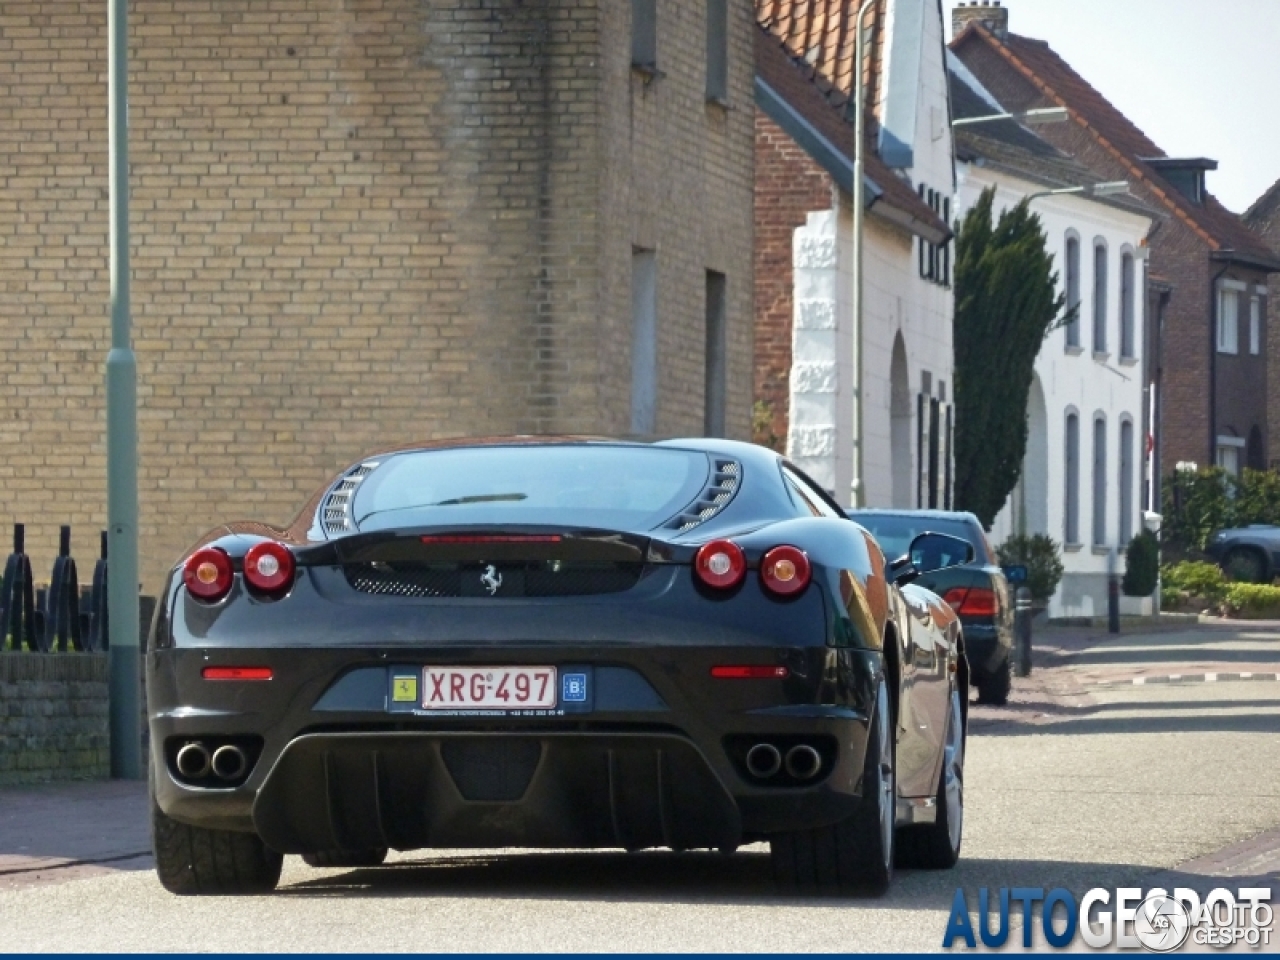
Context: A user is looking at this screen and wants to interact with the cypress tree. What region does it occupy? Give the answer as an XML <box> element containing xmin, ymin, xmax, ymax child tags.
<box><xmin>953</xmin><ymin>187</ymin><xmax>1069</xmax><ymax>529</ymax></box>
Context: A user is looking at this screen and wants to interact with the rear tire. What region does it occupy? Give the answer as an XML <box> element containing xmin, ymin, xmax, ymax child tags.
<box><xmin>151</xmin><ymin>791</ymin><xmax>282</xmax><ymax>895</ymax></box>
<box><xmin>302</xmin><ymin>848</ymin><xmax>389</xmax><ymax>868</ymax></box>
<box><xmin>770</xmin><ymin>681</ymin><xmax>895</xmax><ymax>896</ymax></box>
<box><xmin>975</xmin><ymin>654</ymin><xmax>1011</xmax><ymax>706</ymax></box>
<box><xmin>896</xmin><ymin>687</ymin><xmax>964</xmax><ymax>869</ymax></box>
<box><xmin>1224</xmin><ymin>547</ymin><xmax>1269</xmax><ymax>584</ymax></box>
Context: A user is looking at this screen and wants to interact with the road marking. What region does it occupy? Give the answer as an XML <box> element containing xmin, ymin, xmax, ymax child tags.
<box><xmin>1095</xmin><ymin>672</ymin><xmax>1280</xmax><ymax>686</ymax></box>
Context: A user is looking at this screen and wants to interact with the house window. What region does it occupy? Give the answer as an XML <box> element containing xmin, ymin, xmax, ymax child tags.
<box><xmin>705</xmin><ymin>0</ymin><xmax>728</xmax><ymax>102</ymax></box>
<box><xmin>632</xmin><ymin>0</ymin><xmax>658</xmax><ymax>71</ymax></box>
<box><xmin>1093</xmin><ymin>416</ymin><xmax>1107</xmax><ymax>546</ymax></box>
<box><xmin>1217</xmin><ymin>288</ymin><xmax>1239</xmax><ymax>354</ymax></box>
<box><xmin>1092</xmin><ymin>241</ymin><xmax>1108</xmax><ymax>354</ymax></box>
<box><xmin>704</xmin><ymin>270</ymin><xmax>727</xmax><ymax>436</ymax></box>
<box><xmin>1250</xmin><ymin>296</ymin><xmax>1262</xmax><ymax>355</ymax></box>
<box><xmin>916</xmin><ymin>187</ymin><xmax>951</xmax><ymax>288</ymax></box>
<box><xmin>1065</xmin><ymin>411</ymin><xmax>1080</xmax><ymax>545</ymax></box>
<box><xmin>1120</xmin><ymin>252</ymin><xmax>1135</xmax><ymax>359</ymax></box>
<box><xmin>1064</xmin><ymin>234</ymin><xmax>1081</xmax><ymax>349</ymax></box>
<box><xmin>1119</xmin><ymin>418</ymin><xmax>1134</xmax><ymax>543</ymax></box>
<box><xmin>1216</xmin><ymin>436</ymin><xmax>1244</xmax><ymax>477</ymax></box>
<box><xmin>630</xmin><ymin>249</ymin><xmax>658</xmax><ymax>434</ymax></box>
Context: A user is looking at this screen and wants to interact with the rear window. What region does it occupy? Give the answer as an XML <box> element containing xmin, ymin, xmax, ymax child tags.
<box><xmin>351</xmin><ymin>445</ymin><xmax>709</xmax><ymax>532</ymax></box>
<box><xmin>849</xmin><ymin>513</ymin><xmax>990</xmax><ymax>564</ymax></box>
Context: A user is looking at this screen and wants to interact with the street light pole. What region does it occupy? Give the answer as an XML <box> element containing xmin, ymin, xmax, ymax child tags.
<box><xmin>107</xmin><ymin>0</ymin><xmax>141</xmax><ymax>780</ymax></box>
<box><xmin>850</xmin><ymin>0</ymin><xmax>874</xmax><ymax>509</ymax></box>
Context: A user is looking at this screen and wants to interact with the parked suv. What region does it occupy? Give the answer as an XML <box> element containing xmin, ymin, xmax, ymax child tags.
<box><xmin>848</xmin><ymin>509</ymin><xmax>1015</xmax><ymax>705</ymax></box>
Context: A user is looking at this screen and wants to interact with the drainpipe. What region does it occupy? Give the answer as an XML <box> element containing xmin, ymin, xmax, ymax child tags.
<box><xmin>1208</xmin><ymin>256</ymin><xmax>1233</xmax><ymax>467</ymax></box>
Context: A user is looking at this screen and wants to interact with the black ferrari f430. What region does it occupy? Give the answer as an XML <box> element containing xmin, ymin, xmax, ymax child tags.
<box><xmin>148</xmin><ymin>438</ymin><xmax>971</xmax><ymax>896</ymax></box>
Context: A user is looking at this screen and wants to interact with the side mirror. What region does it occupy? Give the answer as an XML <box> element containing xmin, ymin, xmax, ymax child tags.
<box><xmin>890</xmin><ymin>532</ymin><xmax>975</xmax><ymax>586</ymax></box>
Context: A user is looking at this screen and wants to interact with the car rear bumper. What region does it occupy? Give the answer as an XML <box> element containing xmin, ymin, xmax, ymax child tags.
<box><xmin>961</xmin><ymin>622</ymin><xmax>1009</xmax><ymax>677</ymax></box>
<box><xmin>149</xmin><ymin>646</ymin><xmax>880</xmax><ymax>851</ymax></box>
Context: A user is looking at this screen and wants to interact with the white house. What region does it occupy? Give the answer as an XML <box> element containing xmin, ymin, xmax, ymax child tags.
<box><xmin>755</xmin><ymin>0</ymin><xmax>957</xmax><ymax>509</ymax></box>
<box><xmin>950</xmin><ymin>55</ymin><xmax>1156</xmax><ymax>617</ymax></box>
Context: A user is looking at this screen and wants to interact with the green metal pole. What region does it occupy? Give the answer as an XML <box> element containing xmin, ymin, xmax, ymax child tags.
<box><xmin>107</xmin><ymin>0</ymin><xmax>141</xmax><ymax>780</ymax></box>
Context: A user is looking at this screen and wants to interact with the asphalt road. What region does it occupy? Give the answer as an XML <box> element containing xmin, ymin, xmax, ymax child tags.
<box><xmin>1</xmin><ymin>622</ymin><xmax>1278</xmax><ymax>952</ymax></box>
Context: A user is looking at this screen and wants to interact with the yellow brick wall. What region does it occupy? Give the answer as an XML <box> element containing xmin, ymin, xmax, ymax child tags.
<box><xmin>0</xmin><ymin>0</ymin><xmax>754</xmax><ymax>592</ymax></box>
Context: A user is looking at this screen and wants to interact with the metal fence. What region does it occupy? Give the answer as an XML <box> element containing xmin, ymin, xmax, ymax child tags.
<box><xmin>0</xmin><ymin>524</ymin><xmax>110</xmax><ymax>653</ymax></box>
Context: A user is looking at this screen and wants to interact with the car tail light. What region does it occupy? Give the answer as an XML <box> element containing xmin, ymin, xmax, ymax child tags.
<box><xmin>711</xmin><ymin>665</ymin><xmax>789</xmax><ymax>679</ymax></box>
<box><xmin>760</xmin><ymin>545</ymin><xmax>811</xmax><ymax>597</ymax></box>
<box><xmin>243</xmin><ymin>541</ymin><xmax>295</xmax><ymax>594</ymax></box>
<box><xmin>202</xmin><ymin>666</ymin><xmax>273</xmax><ymax>681</ymax></box>
<box><xmin>943</xmin><ymin>586</ymin><xmax>997</xmax><ymax>617</ymax></box>
<box><xmin>694</xmin><ymin>539</ymin><xmax>746</xmax><ymax>590</ymax></box>
<box><xmin>183</xmin><ymin>548</ymin><xmax>234</xmax><ymax>603</ymax></box>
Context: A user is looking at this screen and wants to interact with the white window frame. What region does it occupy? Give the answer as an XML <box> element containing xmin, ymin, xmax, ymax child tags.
<box><xmin>1216</xmin><ymin>435</ymin><xmax>1245</xmax><ymax>477</ymax></box>
<box><xmin>1217</xmin><ymin>279</ymin><xmax>1245</xmax><ymax>355</ymax></box>
<box><xmin>1250</xmin><ymin>296</ymin><xmax>1262</xmax><ymax>355</ymax></box>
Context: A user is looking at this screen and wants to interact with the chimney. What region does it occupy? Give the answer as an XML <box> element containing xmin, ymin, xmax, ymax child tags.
<box><xmin>953</xmin><ymin>1</ymin><xmax>1009</xmax><ymax>40</ymax></box>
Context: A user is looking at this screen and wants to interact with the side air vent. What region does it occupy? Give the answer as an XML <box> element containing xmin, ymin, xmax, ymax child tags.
<box><xmin>320</xmin><ymin>462</ymin><xmax>379</xmax><ymax>535</ymax></box>
<box><xmin>666</xmin><ymin>459</ymin><xmax>741</xmax><ymax>533</ymax></box>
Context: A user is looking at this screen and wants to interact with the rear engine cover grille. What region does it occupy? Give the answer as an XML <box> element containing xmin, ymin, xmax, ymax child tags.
<box><xmin>345</xmin><ymin>562</ymin><xmax>646</xmax><ymax>598</ymax></box>
<box><xmin>666</xmin><ymin>458</ymin><xmax>741</xmax><ymax>532</ymax></box>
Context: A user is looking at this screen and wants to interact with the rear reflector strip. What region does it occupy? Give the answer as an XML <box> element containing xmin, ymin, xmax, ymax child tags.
<box><xmin>419</xmin><ymin>535</ymin><xmax>563</xmax><ymax>544</ymax></box>
<box><xmin>202</xmin><ymin>667</ymin><xmax>273</xmax><ymax>681</ymax></box>
<box><xmin>710</xmin><ymin>665</ymin><xmax>789</xmax><ymax>679</ymax></box>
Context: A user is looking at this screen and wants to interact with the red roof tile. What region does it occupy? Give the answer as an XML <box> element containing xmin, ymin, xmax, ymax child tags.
<box><xmin>952</xmin><ymin>24</ymin><xmax>1279</xmax><ymax>266</ymax></box>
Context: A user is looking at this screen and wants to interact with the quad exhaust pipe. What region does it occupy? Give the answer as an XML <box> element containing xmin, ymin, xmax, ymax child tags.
<box><xmin>745</xmin><ymin>743</ymin><xmax>782</xmax><ymax>779</ymax></box>
<box><xmin>175</xmin><ymin>742</ymin><xmax>211</xmax><ymax>779</ymax></box>
<box><xmin>785</xmin><ymin>744</ymin><xmax>822</xmax><ymax>781</ymax></box>
<box><xmin>174</xmin><ymin>741</ymin><xmax>252</xmax><ymax>783</ymax></box>
<box><xmin>211</xmin><ymin>745</ymin><xmax>248</xmax><ymax>782</ymax></box>
<box><xmin>744</xmin><ymin>742</ymin><xmax>824</xmax><ymax>781</ymax></box>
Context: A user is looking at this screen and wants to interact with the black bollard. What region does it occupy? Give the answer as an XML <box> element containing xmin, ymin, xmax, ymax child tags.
<box><xmin>1108</xmin><ymin>574</ymin><xmax>1121</xmax><ymax>634</ymax></box>
<box><xmin>86</xmin><ymin>530</ymin><xmax>109</xmax><ymax>652</ymax></box>
<box><xmin>0</xmin><ymin>524</ymin><xmax>37</xmax><ymax>651</ymax></box>
<box><xmin>41</xmin><ymin>525</ymin><xmax>82</xmax><ymax>653</ymax></box>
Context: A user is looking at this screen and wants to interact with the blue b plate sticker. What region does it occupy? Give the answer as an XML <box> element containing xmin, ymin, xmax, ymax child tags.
<box><xmin>559</xmin><ymin>665</ymin><xmax>593</xmax><ymax>713</ymax></box>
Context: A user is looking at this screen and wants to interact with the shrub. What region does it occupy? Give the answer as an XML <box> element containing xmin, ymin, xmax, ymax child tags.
<box><xmin>1121</xmin><ymin>530</ymin><xmax>1159</xmax><ymax>597</ymax></box>
<box><xmin>1160</xmin><ymin>561</ymin><xmax>1226</xmax><ymax>609</ymax></box>
<box><xmin>1220</xmin><ymin>583</ymin><xmax>1280</xmax><ymax>619</ymax></box>
<box><xmin>1162</xmin><ymin>467</ymin><xmax>1280</xmax><ymax>559</ymax></box>
<box><xmin>995</xmin><ymin>533</ymin><xmax>1064</xmax><ymax>605</ymax></box>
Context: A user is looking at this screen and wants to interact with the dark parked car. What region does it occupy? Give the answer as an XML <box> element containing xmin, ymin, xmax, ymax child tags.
<box><xmin>149</xmin><ymin>438</ymin><xmax>971</xmax><ymax>897</ymax></box>
<box><xmin>1205</xmin><ymin>525</ymin><xmax>1280</xmax><ymax>583</ymax></box>
<box><xmin>847</xmin><ymin>509</ymin><xmax>1014</xmax><ymax>705</ymax></box>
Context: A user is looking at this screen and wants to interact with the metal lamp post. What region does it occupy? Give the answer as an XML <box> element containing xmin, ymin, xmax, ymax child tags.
<box><xmin>107</xmin><ymin>0</ymin><xmax>142</xmax><ymax>780</ymax></box>
<box><xmin>849</xmin><ymin>0</ymin><xmax>875</xmax><ymax>509</ymax></box>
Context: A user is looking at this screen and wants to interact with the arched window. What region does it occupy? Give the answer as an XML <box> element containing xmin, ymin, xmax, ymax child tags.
<box><xmin>1064</xmin><ymin>233</ymin><xmax>1081</xmax><ymax>349</ymax></box>
<box><xmin>1093</xmin><ymin>240</ymin><xmax>1108</xmax><ymax>354</ymax></box>
<box><xmin>1119</xmin><ymin>418</ymin><xmax>1134</xmax><ymax>543</ymax></box>
<box><xmin>1120</xmin><ymin>252</ymin><xmax>1135</xmax><ymax>359</ymax></box>
<box><xmin>1093</xmin><ymin>415</ymin><xmax>1108</xmax><ymax>546</ymax></box>
<box><xmin>1065</xmin><ymin>410</ymin><xmax>1080</xmax><ymax>545</ymax></box>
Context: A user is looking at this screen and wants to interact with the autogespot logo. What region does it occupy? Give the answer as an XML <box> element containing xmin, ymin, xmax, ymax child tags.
<box><xmin>943</xmin><ymin>885</ymin><xmax>1274</xmax><ymax>951</ymax></box>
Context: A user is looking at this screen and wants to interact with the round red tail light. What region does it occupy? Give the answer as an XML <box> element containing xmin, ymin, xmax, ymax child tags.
<box><xmin>243</xmin><ymin>541</ymin><xmax>295</xmax><ymax>594</ymax></box>
<box><xmin>694</xmin><ymin>539</ymin><xmax>747</xmax><ymax>590</ymax></box>
<box><xmin>183</xmin><ymin>548</ymin><xmax>234</xmax><ymax>603</ymax></box>
<box><xmin>760</xmin><ymin>545</ymin><xmax>811</xmax><ymax>597</ymax></box>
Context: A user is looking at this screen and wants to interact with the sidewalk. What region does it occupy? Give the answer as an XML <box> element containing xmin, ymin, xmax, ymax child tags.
<box><xmin>0</xmin><ymin>779</ymin><xmax>151</xmax><ymax>890</ymax></box>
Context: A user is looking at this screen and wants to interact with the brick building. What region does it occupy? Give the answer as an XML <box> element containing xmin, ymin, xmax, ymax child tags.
<box><xmin>1244</xmin><ymin>180</ymin><xmax>1280</xmax><ymax>463</ymax></box>
<box><xmin>950</xmin><ymin>2</ymin><xmax>1280</xmax><ymax>486</ymax></box>
<box><xmin>0</xmin><ymin>0</ymin><xmax>755</xmax><ymax>590</ymax></box>
<box><xmin>753</xmin><ymin>0</ymin><xmax>954</xmax><ymax>507</ymax></box>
